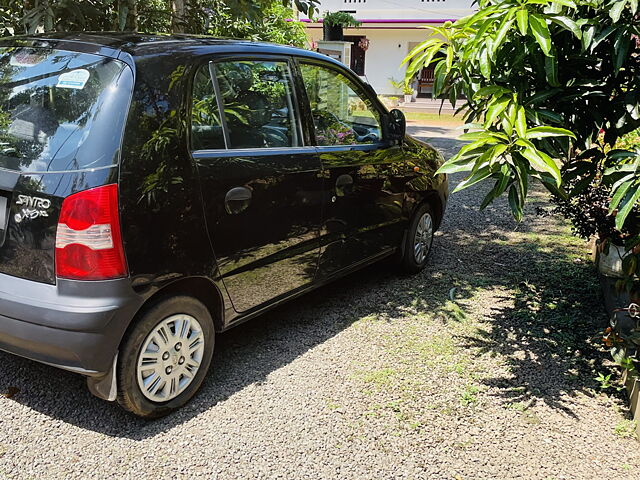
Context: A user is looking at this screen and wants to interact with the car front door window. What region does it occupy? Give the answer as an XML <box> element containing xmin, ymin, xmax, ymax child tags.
<box><xmin>299</xmin><ymin>63</ymin><xmax>382</xmax><ymax>146</ymax></box>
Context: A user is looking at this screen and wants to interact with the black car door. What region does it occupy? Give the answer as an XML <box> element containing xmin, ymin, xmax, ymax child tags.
<box><xmin>191</xmin><ymin>57</ymin><xmax>323</xmax><ymax>313</ymax></box>
<box><xmin>296</xmin><ymin>59</ymin><xmax>407</xmax><ymax>278</ymax></box>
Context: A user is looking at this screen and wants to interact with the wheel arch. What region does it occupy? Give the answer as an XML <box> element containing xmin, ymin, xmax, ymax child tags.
<box><xmin>138</xmin><ymin>276</ymin><xmax>226</xmax><ymax>333</ymax></box>
<box><xmin>406</xmin><ymin>190</ymin><xmax>445</xmax><ymax>230</ymax></box>
<box><xmin>88</xmin><ymin>276</ymin><xmax>225</xmax><ymax>402</ymax></box>
<box><xmin>120</xmin><ymin>277</ymin><xmax>226</xmax><ymax>345</ymax></box>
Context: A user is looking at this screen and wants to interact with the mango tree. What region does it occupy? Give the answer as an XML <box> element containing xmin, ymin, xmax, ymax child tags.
<box><xmin>405</xmin><ymin>0</ymin><xmax>640</xmax><ymax>224</ymax></box>
<box><xmin>405</xmin><ymin>0</ymin><xmax>640</xmax><ymax>360</ymax></box>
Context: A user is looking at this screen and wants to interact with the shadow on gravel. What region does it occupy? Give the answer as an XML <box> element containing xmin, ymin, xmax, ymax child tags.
<box><xmin>449</xmin><ymin>236</ymin><xmax>609</xmax><ymax>417</ymax></box>
<box><xmin>0</xmin><ymin>224</ymin><xmax>609</xmax><ymax>436</ymax></box>
<box><xmin>0</xmin><ymin>129</ymin><xmax>471</xmax><ymax>439</ymax></box>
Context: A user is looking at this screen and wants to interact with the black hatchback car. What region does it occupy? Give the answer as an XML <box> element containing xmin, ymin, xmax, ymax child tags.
<box><xmin>0</xmin><ymin>33</ymin><xmax>447</xmax><ymax>417</ymax></box>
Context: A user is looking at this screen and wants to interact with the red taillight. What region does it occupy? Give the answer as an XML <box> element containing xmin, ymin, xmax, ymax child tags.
<box><xmin>55</xmin><ymin>184</ymin><xmax>127</xmax><ymax>280</ymax></box>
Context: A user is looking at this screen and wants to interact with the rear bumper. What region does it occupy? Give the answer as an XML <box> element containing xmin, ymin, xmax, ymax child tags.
<box><xmin>0</xmin><ymin>273</ymin><xmax>143</xmax><ymax>375</ymax></box>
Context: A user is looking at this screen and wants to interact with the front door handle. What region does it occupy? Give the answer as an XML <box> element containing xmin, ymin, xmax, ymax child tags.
<box><xmin>335</xmin><ymin>174</ymin><xmax>354</xmax><ymax>197</ymax></box>
<box><xmin>224</xmin><ymin>186</ymin><xmax>252</xmax><ymax>214</ymax></box>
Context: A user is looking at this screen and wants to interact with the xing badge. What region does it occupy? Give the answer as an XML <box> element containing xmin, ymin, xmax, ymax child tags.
<box><xmin>14</xmin><ymin>195</ymin><xmax>51</xmax><ymax>223</ymax></box>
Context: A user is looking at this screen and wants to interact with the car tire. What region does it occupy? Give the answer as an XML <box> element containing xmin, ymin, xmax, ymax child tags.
<box><xmin>399</xmin><ymin>203</ymin><xmax>435</xmax><ymax>274</ymax></box>
<box><xmin>117</xmin><ymin>296</ymin><xmax>215</xmax><ymax>418</ymax></box>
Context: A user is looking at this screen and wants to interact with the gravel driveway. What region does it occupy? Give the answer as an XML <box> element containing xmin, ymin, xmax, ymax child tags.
<box><xmin>1</xmin><ymin>123</ymin><xmax>639</xmax><ymax>479</ymax></box>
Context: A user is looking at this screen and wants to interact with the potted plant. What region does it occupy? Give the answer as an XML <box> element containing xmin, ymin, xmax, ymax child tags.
<box><xmin>322</xmin><ymin>11</ymin><xmax>360</xmax><ymax>41</ymax></box>
<box><xmin>389</xmin><ymin>78</ymin><xmax>414</xmax><ymax>103</ymax></box>
<box><xmin>402</xmin><ymin>83</ymin><xmax>414</xmax><ymax>103</ymax></box>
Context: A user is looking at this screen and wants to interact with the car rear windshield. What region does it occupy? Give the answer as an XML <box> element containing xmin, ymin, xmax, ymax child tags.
<box><xmin>0</xmin><ymin>46</ymin><xmax>132</xmax><ymax>172</ymax></box>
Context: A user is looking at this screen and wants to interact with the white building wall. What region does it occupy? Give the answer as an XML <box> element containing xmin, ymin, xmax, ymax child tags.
<box><xmin>309</xmin><ymin>27</ymin><xmax>440</xmax><ymax>95</ymax></box>
<box><xmin>303</xmin><ymin>1</ymin><xmax>475</xmax><ymax>95</ymax></box>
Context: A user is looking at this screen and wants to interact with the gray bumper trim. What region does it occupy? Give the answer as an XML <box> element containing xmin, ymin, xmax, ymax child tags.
<box><xmin>0</xmin><ymin>274</ymin><xmax>143</xmax><ymax>374</ymax></box>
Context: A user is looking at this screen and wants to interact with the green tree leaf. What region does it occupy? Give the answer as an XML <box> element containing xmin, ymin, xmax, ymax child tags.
<box><xmin>474</xmin><ymin>86</ymin><xmax>512</xmax><ymax>98</ymax></box>
<box><xmin>549</xmin><ymin>15</ymin><xmax>582</xmax><ymax>39</ymax></box>
<box><xmin>479</xmin><ymin>47</ymin><xmax>492</xmax><ymax>79</ymax></box>
<box><xmin>490</xmin><ymin>144</ymin><xmax>509</xmax><ymax>165</ymax></box>
<box><xmin>508</xmin><ymin>185</ymin><xmax>524</xmax><ymax>222</ymax></box>
<box><xmin>610</xmin><ymin>0</ymin><xmax>627</xmax><ymax>22</ymax></box>
<box><xmin>516</xmin><ymin>9</ymin><xmax>528</xmax><ymax>36</ymax></box>
<box><xmin>616</xmin><ymin>185</ymin><xmax>640</xmax><ymax>230</ymax></box>
<box><xmin>519</xmin><ymin>146</ymin><xmax>562</xmax><ymax>185</ymax></box>
<box><xmin>529</xmin><ymin>14</ymin><xmax>552</xmax><ymax>56</ymax></box>
<box><xmin>481</xmin><ymin>166</ymin><xmax>511</xmax><ymax>209</ymax></box>
<box><xmin>452</xmin><ymin>165</ymin><xmax>493</xmax><ymax>193</ymax></box>
<box><xmin>485</xmin><ymin>96</ymin><xmax>510</xmax><ymax>126</ymax></box>
<box><xmin>515</xmin><ymin>106</ymin><xmax>527</xmax><ymax>138</ymax></box>
<box><xmin>513</xmin><ymin>158</ymin><xmax>529</xmax><ymax>201</ymax></box>
<box><xmin>403</xmin><ymin>37</ymin><xmax>443</xmax><ymax>65</ymax></box>
<box><xmin>437</xmin><ymin>157</ymin><xmax>478</xmax><ymax>174</ymax></box>
<box><xmin>490</xmin><ymin>14</ymin><xmax>516</xmax><ymax>57</ymax></box>
<box><xmin>550</xmin><ymin>0</ymin><xmax>578</xmax><ymax>8</ymax></box>
<box><xmin>610</xmin><ymin>179</ymin><xmax>633</xmax><ymax>212</ymax></box>
<box><xmin>581</xmin><ymin>24</ymin><xmax>596</xmax><ymax>51</ymax></box>
<box><xmin>544</xmin><ymin>53</ymin><xmax>560</xmax><ymax>87</ymax></box>
<box><xmin>613</xmin><ymin>27</ymin><xmax>631</xmax><ymax>73</ymax></box>
<box><xmin>525</xmin><ymin>126</ymin><xmax>576</xmax><ymax>139</ymax></box>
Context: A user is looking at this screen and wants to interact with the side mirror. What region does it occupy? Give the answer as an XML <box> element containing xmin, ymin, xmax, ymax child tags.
<box><xmin>388</xmin><ymin>109</ymin><xmax>406</xmax><ymax>144</ymax></box>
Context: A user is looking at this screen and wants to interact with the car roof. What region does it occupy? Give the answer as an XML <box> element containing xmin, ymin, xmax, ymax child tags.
<box><xmin>0</xmin><ymin>32</ymin><xmax>327</xmax><ymax>61</ymax></box>
<box><xmin>0</xmin><ymin>32</ymin><xmax>366</xmax><ymax>96</ymax></box>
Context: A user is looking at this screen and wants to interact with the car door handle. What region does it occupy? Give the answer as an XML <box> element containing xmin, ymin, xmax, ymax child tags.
<box><xmin>335</xmin><ymin>174</ymin><xmax>354</xmax><ymax>197</ymax></box>
<box><xmin>224</xmin><ymin>186</ymin><xmax>252</xmax><ymax>214</ymax></box>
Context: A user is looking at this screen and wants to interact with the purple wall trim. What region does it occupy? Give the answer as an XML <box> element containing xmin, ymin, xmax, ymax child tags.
<box><xmin>306</xmin><ymin>26</ymin><xmax>440</xmax><ymax>30</ymax></box>
<box><xmin>300</xmin><ymin>18</ymin><xmax>459</xmax><ymax>24</ymax></box>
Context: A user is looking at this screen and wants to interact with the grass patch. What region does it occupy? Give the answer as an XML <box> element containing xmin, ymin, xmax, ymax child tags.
<box><xmin>404</xmin><ymin>111</ymin><xmax>464</xmax><ymax>126</ymax></box>
<box><xmin>460</xmin><ymin>384</ymin><xmax>480</xmax><ymax>406</ymax></box>
<box><xmin>614</xmin><ymin>419</ymin><xmax>637</xmax><ymax>438</ymax></box>
<box><xmin>505</xmin><ymin>401</ymin><xmax>528</xmax><ymax>412</ymax></box>
<box><xmin>415</xmin><ymin>334</ymin><xmax>455</xmax><ymax>358</ymax></box>
<box><xmin>360</xmin><ymin>367</ymin><xmax>396</xmax><ymax>386</ymax></box>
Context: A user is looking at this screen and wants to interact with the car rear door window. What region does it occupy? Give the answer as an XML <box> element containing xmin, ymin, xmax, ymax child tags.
<box><xmin>191</xmin><ymin>60</ymin><xmax>300</xmax><ymax>150</ymax></box>
<box><xmin>299</xmin><ymin>63</ymin><xmax>382</xmax><ymax>146</ymax></box>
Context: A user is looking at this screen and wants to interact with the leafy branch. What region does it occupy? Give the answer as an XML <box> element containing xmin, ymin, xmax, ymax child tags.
<box><xmin>404</xmin><ymin>0</ymin><xmax>640</xmax><ymax>227</ymax></box>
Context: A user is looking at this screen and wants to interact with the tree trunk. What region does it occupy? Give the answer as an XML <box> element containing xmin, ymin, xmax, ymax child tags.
<box><xmin>118</xmin><ymin>0</ymin><xmax>138</xmax><ymax>31</ymax></box>
<box><xmin>171</xmin><ymin>0</ymin><xmax>185</xmax><ymax>33</ymax></box>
